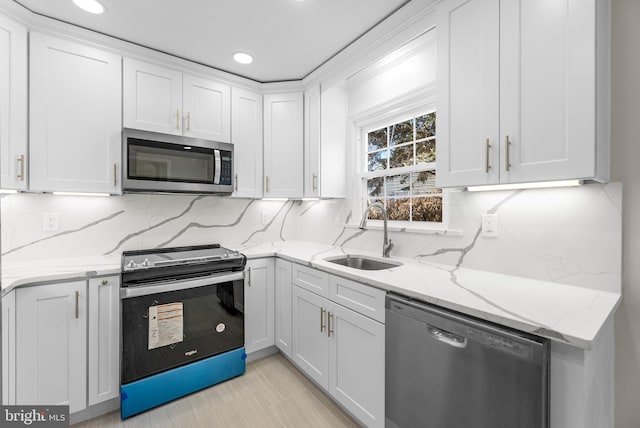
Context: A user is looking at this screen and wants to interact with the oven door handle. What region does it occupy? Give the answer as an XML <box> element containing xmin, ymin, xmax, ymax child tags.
<box><xmin>120</xmin><ymin>271</ymin><xmax>245</xmax><ymax>299</ymax></box>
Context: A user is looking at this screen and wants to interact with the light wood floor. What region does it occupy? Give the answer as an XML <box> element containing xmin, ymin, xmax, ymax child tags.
<box><xmin>75</xmin><ymin>353</ymin><xmax>360</xmax><ymax>428</ymax></box>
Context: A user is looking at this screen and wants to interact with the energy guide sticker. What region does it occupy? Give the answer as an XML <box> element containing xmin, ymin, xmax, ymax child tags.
<box><xmin>148</xmin><ymin>302</ymin><xmax>184</xmax><ymax>350</ymax></box>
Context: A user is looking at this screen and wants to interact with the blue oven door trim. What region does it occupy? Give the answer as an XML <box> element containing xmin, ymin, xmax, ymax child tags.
<box><xmin>120</xmin><ymin>347</ymin><xmax>246</xmax><ymax>419</ymax></box>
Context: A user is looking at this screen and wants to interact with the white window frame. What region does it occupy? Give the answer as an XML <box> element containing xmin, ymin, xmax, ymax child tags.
<box><xmin>352</xmin><ymin>104</ymin><xmax>451</xmax><ymax>233</ymax></box>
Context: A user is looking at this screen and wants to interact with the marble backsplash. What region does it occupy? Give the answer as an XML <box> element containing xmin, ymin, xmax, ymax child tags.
<box><xmin>0</xmin><ymin>182</ymin><xmax>622</xmax><ymax>294</ymax></box>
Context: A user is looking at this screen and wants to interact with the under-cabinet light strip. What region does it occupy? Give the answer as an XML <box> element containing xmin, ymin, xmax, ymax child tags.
<box><xmin>466</xmin><ymin>180</ymin><xmax>582</xmax><ymax>192</ymax></box>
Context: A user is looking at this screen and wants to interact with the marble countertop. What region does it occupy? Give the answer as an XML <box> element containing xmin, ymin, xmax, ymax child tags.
<box><xmin>236</xmin><ymin>241</ymin><xmax>621</xmax><ymax>350</ymax></box>
<box><xmin>1</xmin><ymin>255</ymin><xmax>121</xmax><ymax>293</ymax></box>
<box><xmin>1</xmin><ymin>241</ymin><xmax>621</xmax><ymax>349</ymax></box>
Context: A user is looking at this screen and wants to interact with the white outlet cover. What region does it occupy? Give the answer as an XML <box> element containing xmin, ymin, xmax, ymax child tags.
<box><xmin>42</xmin><ymin>212</ymin><xmax>60</xmax><ymax>232</ymax></box>
<box><xmin>481</xmin><ymin>214</ymin><xmax>498</xmax><ymax>237</ymax></box>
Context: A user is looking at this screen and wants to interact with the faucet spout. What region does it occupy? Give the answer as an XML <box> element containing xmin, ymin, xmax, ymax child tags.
<box><xmin>359</xmin><ymin>201</ymin><xmax>393</xmax><ymax>258</ymax></box>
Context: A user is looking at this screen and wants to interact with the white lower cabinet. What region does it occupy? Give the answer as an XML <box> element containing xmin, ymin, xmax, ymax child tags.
<box><xmin>2</xmin><ymin>290</ymin><xmax>16</xmax><ymax>405</ymax></box>
<box><xmin>88</xmin><ymin>276</ymin><xmax>120</xmax><ymax>406</ymax></box>
<box><xmin>16</xmin><ymin>281</ymin><xmax>88</xmax><ymax>413</ymax></box>
<box><xmin>244</xmin><ymin>258</ymin><xmax>275</xmax><ymax>354</ymax></box>
<box><xmin>12</xmin><ymin>276</ymin><xmax>120</xmax><ymax>414</ymax></box>
<box><xmin>275</xmin><ymin>259</ymin><xmax>293</xmax><ymax>358</ymax></box>
<box><xmin>292</xmin><ymin>283</ymin><xmax>385</xmax><ymax>428</ymax></box>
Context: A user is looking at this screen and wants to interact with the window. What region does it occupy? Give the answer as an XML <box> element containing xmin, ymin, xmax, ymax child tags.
<box><xmin>362</xmin><ymin>111</ymin><xmax>443</xmax><ymax>224</ymax></box>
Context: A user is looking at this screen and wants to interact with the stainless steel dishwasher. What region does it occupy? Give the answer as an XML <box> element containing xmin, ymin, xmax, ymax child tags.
<box><xmin>386</xmin><ymin>293</ymin><xmax>549</xmax><ymax>428</ymax></box>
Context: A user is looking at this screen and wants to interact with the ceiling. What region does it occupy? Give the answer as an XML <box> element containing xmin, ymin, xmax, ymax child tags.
<box><xmin>15</xmin><ymin>0</ymin><xmax>411</xmax><ymax>83</ymax></box>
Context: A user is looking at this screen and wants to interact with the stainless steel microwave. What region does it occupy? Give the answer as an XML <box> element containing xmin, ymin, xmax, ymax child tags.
<box><xmin>122</xmin><ymin>128</ymin><xmax>233</xmax><ymax>194</ymax></box>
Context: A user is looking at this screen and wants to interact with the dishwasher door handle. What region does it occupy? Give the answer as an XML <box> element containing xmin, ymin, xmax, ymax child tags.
<box><xmin>427</xmin><ymin>326</ymin><xmax>468</xmax><ymax>349</ymax></box>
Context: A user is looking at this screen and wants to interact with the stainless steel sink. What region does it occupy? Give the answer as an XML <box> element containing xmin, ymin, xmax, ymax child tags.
<box><xmin>324</xmin><ymin>255</ymin><xmax>403</xmax><ymax>270</ymax></box>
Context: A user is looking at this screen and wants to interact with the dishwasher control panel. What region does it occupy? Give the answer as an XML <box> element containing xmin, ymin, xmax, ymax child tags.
<box><xmin>467</xmin><ymin>328</ymin><xmax>533</xmax><ymax>361</ymax></box>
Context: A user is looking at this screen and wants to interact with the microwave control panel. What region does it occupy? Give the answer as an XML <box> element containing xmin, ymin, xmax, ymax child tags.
<box><xmin>220</xmin><ymin>150</ymin><xmax>232</xmax><ymax>186</ymax></box>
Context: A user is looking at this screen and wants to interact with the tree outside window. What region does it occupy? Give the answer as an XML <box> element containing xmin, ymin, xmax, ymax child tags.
<box><xmin>364</xmin><ymin>112</ymin><xmax>442</xmax><ymax>223</ymax></box>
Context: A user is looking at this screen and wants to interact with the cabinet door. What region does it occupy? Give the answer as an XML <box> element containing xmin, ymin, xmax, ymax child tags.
<box><xmin>231</xmin><ymin>87</ymin><xmax>263</xmax><ymax>198</ymax></box>
<box><xmin>499</xmin><ymin>0</ymin><xmax>597</xmax><ymax>183</ymax></box>
<box><xmin>304</xmin><ymin>85</ymin><xmax>321</xmax><ymax>197</ymax></box>
<box><xmin>2</xmin><ymin>291</ymin><xmax>16</xmax><ymax>405</ymax></box>
<box><xmin>29</xmin><ymin>33</ymin><xmax>121</xmax><ymax>193</ymax></box>
<box><xmin>292</xmin><ymin>286</ymin><xmax>329</xmax><ymax>390</ymax></box>
<box><xmin>88</xmin><ymin>276</ymin><xmax>119</xmax><ymax>406</ymax></box>
<box><xmin>436</xmin><ymin>0</ymin><xmax>500</xmax><ymax>187</ymax></box>
<box><xmin>16</xmin><ymin>281</ymin><xmax>87</xmax><ymax>413</ymax></box>
<box><xmin>183</xmin><ymin>74</ymin><xmax>230</xmax><ymax>142</ymax></box>
<box><xmin>275</xmin><ymin>259</ymin><xmax>293</xmax><ymax>357</ymax></box>
<box><xmin>319</xmin><ymin>82</ymin><xmax>348</xmax><ymax>198</ymax></box>
<box><xmin>263</xmin><ymin>92</ymin><xmax>303</xmax><ymax>198</ymax></box>
<box><xmin>123</xmin><ymin>58</ymin><xmax>182</xmax><ymax>135</ymax></box>
<box><xmin>244</xmin><ymin>259</ymin><xmax>275</xmax><ymax>354</ymax></box>
<box><xmin>329</xmin><ymin>305</ymin><xmax>385</xmax><ymax>428</ymax></box>
<box><xmin>0</xmin><ymin>14</ymin><xmax>27</xmax><ymax>191</ymax></box>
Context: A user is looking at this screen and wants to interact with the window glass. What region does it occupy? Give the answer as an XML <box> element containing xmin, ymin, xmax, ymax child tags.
<box><xmin>363</xmin><ymin>111</ymin><xmax>441</xmax><ymax>224</ymax></box>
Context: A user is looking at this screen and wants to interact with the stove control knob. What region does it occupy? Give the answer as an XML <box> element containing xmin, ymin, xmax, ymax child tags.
<box><xmin>141</xmin><ymin>258</ymin><xmax>151</xmax><ymax>267</ymax></box>
<box><xmin>126</xmin><ymin>260</ymin><xmax>137</xmax><ymax>269</ymax></box>
<box><xmin>223</xmin><ymin>252</ymin><xmax>229</xmax><ymax>258</ymax></box>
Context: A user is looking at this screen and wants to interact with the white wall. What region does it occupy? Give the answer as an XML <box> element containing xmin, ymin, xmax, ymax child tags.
<box><xmin>611</xmin><ymin>0</ymin><xmax>640</xmax><ymax>425</ymax></box>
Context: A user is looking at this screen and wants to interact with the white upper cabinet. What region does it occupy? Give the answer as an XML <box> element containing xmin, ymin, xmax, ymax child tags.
<box><xmin>0</xmin><ymin>14</ymin><xmax>27</xmax><ymax>191</ymax></box>
<box><xmin>123</xmin><ymin>58</ymin><xmax>182</xmax><ymax>135</ymax></box>
<box><xmin>30</xmin><ymin>33</ymin><xmax>122</xmax><ymax>194</ymax></box>
<box><xmin>123</xmin><ymin>58</ymin><xmax>231</xmax><ymax>142</ymax></box>
<box><xmin>263</xmin><ymin>92</ymin><xmax>303</xmax><ymax>198</ymax></box>
<box><xmin>304</xmin><ymin>84</ymin><xmax>348</xmax><ymax>198</ymax></box>
<box><xmin>182</xmin><ymin>74</ymin><xmax>230</xmax><ymax>141</ymax></box>
<box><xmin>231</xmin><ymin>87</ymin><xmax>263</xmax><ymax>198</ymax></box>
<box><xmin>437</xmin><ymin>0</ymin><xmax>610</xmax><ymax>187</ymax></box>
<box><xmin>304</xmin><ymin>85</ymin><xmax>321</xmax><ymax>197</ymax></box>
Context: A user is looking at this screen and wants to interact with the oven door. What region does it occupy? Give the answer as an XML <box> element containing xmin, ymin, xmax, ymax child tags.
<box><xmin>120</xmin><ymin>272</ymin><xmax>244</xmax><ymax>384</ymax></box>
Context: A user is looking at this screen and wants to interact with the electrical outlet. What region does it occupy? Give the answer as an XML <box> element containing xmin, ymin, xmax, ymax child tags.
<box><xmin>261</xmin><ymin>212</ymin><xmax>270</xmax><ymax>225</ymax></box>
<box><xmin>42</xmin><ymin>212</ymin><xmax>59</xmax><ymax>232</ymax></box>
<box><xmin>481</xmin><ymin>214</ymin><xmax>498</xmax><ymax>237</ymax></box>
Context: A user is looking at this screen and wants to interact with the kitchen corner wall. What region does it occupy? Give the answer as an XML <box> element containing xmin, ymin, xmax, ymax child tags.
<box><xmin>1</xmin><ymin>182</ymin><xmax>621</xmax><ymax>296</ymax></box>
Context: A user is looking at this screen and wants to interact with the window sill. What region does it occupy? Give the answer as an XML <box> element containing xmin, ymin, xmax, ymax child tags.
<box><xmin>344</xmin><ymin>223</ymin><xmax>463</xmax><ymax>236</ymax></box>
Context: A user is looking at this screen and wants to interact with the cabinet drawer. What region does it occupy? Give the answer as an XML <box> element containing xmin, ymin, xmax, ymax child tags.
<box><xmin>329</xmin><ymin>276</ymin><xmax>385</xmax><ymax>324</ymax></box>
<box><xmin>292</xmin><ymin>263</ymin><xmax>329</xmax><ymax>297</ymax></box>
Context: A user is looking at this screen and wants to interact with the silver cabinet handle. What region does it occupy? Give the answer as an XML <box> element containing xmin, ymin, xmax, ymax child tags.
<box><xmin>75</xmin><ymin>290</ymin><xmax>80</xmax><ymax>319</ymax></box>
<box><xmin>234</xmin><ymin>174</ymin><xmax>238</xmax><ymax>192</ymax></box>
<box><xmin>101</xmin><ymin>279</ymin><xmax>109</xmax><ymax>286</ymax></box>
<box><xmin>505</xmin><ymin>135</ymin><xmax>511</xmax><ymax>172</ymax></box>
<box><xmin>247</xmin><ymin>267</ymin><xmax>251</xmax><ymax>287</ymax></box>
<box><xmin>176</xmin><ymin>109</ymin><xmax>180</xmax><ymax>130</ymax></box>
<box><xmin>265</xmin><ymin>176</ymin><xmax>270</xmax><ymax>193</ymax></box>
<box><xmin>312</xmin><ymin>173</ymin><xmax>317</xmax><ymax>191</ymax></box>
<box><xmin>17</xmin><ymin>155</ymin><xmax>25</xmax><ymax>181</ymax></box>
<box><xmin>327</xmin><ymin>311</ymin><xmax>334</xmax><ymax>337</ymax></box>
<box><xmin>320</xmin><ymin>307</ymin><xmax>326</xmax><ymax>332</ymax></box>
<box><xmin>187</xmin><ymin>111</ymin><xmax>191</xmax><ymax>131</ymax></box>
<box><xmin>113</xmin><ymin>163</ymin><xmax>117</xmax><ymax>186</ymax></box>
<box><xmin>485</xmin><ymin>139</ymin><xmax>491</xmax><ymax>173</ymax></box>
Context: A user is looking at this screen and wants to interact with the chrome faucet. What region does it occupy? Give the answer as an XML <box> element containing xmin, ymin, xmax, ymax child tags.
<box><xmin>359</xmin><ymin>201</ymin><xmax>394</xmax><ymax>258</ymax></box>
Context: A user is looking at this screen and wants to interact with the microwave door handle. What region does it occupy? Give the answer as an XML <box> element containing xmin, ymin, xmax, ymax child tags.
<box><xmin>214</xmin><ymin>149</ymin><xmax>221</xmax><ymax>185</ymax></box>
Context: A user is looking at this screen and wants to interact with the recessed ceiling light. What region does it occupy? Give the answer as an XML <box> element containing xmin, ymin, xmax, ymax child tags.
<box><xmin>72</xmin><ymin>0</ymin><xmax>105</xmax><ymax>14</ymax></box>
<box><xmin>233</xmin><ymin>52</ymin><xmax>253</xmax><ymax>65</ymax></box>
